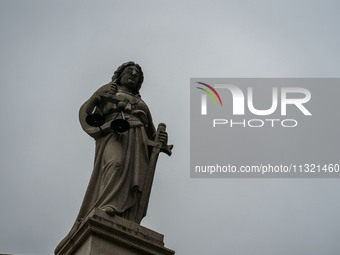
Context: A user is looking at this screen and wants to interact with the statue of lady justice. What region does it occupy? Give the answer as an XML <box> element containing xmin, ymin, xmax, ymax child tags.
<box><xmin>55</xmin><ymin>61</ymin><xmax>172</xmax><ymax>253</ymax></box>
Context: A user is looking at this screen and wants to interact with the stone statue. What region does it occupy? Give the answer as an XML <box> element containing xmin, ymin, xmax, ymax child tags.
<box><xmin>55</xmin><ymin>61</ymin><xmax>172</xmax><ymax>254</ymax></box>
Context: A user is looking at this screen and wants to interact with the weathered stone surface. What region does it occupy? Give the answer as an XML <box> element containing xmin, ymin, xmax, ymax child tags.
<box><xmin>55</xmin><ymin>62</ymin><xmax>174</xmax><ymax>254</ymax></box>
<box><xmin>56</xmin><ymin>208</ymin><xmax>175</xmax><ymax>255</ymax></box>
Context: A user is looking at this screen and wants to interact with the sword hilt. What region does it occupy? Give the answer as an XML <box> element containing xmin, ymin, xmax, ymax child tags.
<box><xmin>147</xmin><ymin>123</ymin><xmax>173</xmax><ymax>156</ymax></box>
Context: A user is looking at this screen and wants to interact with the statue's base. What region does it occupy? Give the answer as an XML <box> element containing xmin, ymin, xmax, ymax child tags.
<box><xmin>55</xmin><ymin>208</ymin><xmax>175</xmax><ymax>255</ymax></box>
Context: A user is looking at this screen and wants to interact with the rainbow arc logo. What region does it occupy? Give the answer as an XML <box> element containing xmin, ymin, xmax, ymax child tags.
<box><xmin>196</xmin><ymin>82</ymin><xmax>223</xmax><ymax>106</ymax></box>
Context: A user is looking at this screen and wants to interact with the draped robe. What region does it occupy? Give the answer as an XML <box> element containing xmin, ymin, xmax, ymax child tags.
<box><xmin>55</xmin><ymin>89</ymin><xmax>156</xmax><ymax>253</ymax></box>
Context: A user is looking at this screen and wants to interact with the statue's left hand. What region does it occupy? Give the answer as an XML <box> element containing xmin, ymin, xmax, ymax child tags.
<box><xmin>158</xmin><ymin>130</ymin><xmax>168</xmax><ymax>145</ymax></box>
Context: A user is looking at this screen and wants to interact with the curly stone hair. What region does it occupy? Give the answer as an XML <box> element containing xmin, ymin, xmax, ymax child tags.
<box><xmin>111</xmin><ymin>61</ymin><xmax>144</xmax><ymax>95</ymax></box>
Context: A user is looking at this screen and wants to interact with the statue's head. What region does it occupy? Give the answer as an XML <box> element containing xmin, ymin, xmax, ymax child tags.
<box><xmin>112</xmin><ymin>61</ymin><xmax>144</xmax><ymax>95</ymax></box>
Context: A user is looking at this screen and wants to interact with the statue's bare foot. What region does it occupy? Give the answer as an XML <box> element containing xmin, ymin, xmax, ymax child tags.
<box><xmin>101</xmin><ymin>206</ymin><xmax>117</xmax><ymax>216</ymax></box>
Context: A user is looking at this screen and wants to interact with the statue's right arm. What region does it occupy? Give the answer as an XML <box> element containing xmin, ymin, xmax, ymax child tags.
<box><xmin>79</xmin><ymin>83</ymin><xmax>117</xmax><ymax>139</ymax></box>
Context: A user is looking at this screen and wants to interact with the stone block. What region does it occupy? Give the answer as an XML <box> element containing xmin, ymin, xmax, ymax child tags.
<box><xmin>56</xmin><ymin>208</ymin><xmax>175</xmax><ymax>255</ymax></box>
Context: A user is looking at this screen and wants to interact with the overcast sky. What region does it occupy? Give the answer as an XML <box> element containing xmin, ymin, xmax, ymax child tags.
<box><xmin>1</xmin><ymin>1</ymin><xmax>340</xmax><ymax>255</ymax></box>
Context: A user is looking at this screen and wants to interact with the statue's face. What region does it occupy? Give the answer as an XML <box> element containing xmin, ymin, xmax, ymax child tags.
<box><xmin>119</xmin><ymin>65</ymin><xmax>141</xmax><ymax>90</ymax></box>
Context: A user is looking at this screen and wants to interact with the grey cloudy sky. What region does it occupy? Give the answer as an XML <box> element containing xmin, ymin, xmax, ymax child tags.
<box><xmin>1</xmin><ymin>0</ymin><xmax>340</xmax><ymax>254</ymax></box>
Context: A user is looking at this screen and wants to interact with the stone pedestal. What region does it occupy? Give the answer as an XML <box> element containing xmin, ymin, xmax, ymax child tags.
<box><xmin>56</xmin><ymin>208</ymin><xmax>175</xmax><ymax>255</ymax></box>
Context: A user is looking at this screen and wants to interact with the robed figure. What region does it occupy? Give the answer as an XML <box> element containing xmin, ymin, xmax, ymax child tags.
<box><xmin>55</xmin><ymin>62</ymin><xmax>171</xmax><ymax>254</ymax></box>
